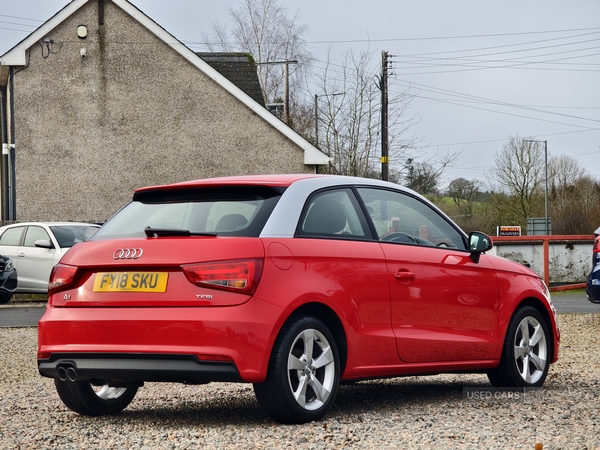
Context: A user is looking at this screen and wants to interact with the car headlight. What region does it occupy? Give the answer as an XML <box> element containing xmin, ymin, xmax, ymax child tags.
<box><xmin>540</xmin><ymin>278</ymin><xmax>550</xmax><ymax>297</ymax></box>
<box><xmin>4</xmin><ymin>258</ymin><xmax>14</xmax><ymax>272</ymax></box>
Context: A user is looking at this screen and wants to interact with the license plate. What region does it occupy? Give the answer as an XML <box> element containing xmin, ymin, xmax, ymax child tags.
<box><xmin>93</xmin><ymin>272</ymin><xmax>168</xmax><ymax>292</ymax></box>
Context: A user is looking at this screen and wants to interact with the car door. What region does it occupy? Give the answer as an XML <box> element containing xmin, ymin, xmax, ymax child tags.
<box><xmin>17</xmin><ymin>225</ymin><xmax>57</xmax><ymax>292</ymax></box>
<box><xmin>356</xmin><ymin>187</ymin><xmax>500</xmax><ymax>363</ymax></box>
<box><xmin>0</xmin><ymin>226</ymin><xmax>26</xmax><ymax>289</ymax></box>
<box><xmin>286</xmin><ymin>187</ymin><xmax>398</xmax><ymax>370</ymax></box>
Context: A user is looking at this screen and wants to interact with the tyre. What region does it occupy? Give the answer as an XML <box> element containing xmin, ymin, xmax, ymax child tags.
<box><xmin>253</xmin><ymin>316</ymin><xmax>340</xmax><ymax>424</ymax></box>
<box><xmin>488</xmin><ymin>306</ymin><xmax>551</xmax><ymax>388</ymax></box>
<box><xmin>0</xmin><ymin>292</ymin><xmax>12</xmax><ymax>304</ymax></box>
<box><xmin>54</xmin><ymin>379</ymin><xmax>138</xmax><ymax>416</ymax></box>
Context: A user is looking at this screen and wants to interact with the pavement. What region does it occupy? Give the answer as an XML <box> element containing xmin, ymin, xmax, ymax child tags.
<box><xmin>0</xmin><ymin>289</ymin><xmax>597</xmax><ymax>328</ymax></box>
<box><xmin>0</xmin><ymin>302</ymin><xmax>46</xmax><ymax>327</ymax></box>
<box><xmin>548</xmin><ymin>288</ymin><xmax>599</xmax><ymax>314</ymax></box>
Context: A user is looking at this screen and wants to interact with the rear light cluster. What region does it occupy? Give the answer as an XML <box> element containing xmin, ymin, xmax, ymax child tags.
<box><xmin>182</xmin><ymin>259</ymin><xmax>263</xmax><ymax>295</ymax></box>
<box><xmin>48</xmin><ymin>263</ymin><xmax>80</xmax><ymax>296</ymax></box>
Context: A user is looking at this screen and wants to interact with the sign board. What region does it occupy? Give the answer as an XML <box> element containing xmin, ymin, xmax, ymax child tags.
<box><xmin>497</xmin><ymin>226</ymin><xmax>521</xmax><ymax>237</ymax></box>
<box><xmin>527</xmin><ymin>218</ymin><xmax>551</xmax><ymax>236</ymax></box>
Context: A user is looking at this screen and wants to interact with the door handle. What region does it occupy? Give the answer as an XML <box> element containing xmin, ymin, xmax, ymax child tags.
<box><xmin>18</xmin><ymin>252</ymin><xmax>26</xmax><ymax>257</ymax></box>
<box><xmin>394</xmin><ymin>270</ymin><xmax>415</xmax><ymax>284</ymax></box>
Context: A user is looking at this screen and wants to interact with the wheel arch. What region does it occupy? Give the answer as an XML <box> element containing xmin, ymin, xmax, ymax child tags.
<box><xmin>280</xmin><ymin>302</ymin><xmax>348</xmax><ymax>375</ymax></box>
<box><xmin>510</xmin><ymin>297</ymin><xmax>558</xmax><ymax>363</ymax></box>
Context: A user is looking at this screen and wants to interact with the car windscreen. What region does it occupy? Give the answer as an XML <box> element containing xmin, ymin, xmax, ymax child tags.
<box><xmin>90</xmin><ymin>186</ymin><xmax>282</xmax><ymax>240</ymax></box>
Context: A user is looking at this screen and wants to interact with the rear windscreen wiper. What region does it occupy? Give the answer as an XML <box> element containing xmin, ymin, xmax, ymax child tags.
<box><xmin>144</xmin><ymin>227</ymin><xmax>217</xmax><ymax>238</ymax></box>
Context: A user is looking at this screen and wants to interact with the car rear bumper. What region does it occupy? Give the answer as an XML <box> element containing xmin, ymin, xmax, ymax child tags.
<box><xmin>38</xmin><ymin>353</ymin><xmax>242</xmax><ymax>383</ymax></box>
<box><xmin>37</xmin><ymin>297</ymin><xmax>284</xmax><ymax>383</ymax></box>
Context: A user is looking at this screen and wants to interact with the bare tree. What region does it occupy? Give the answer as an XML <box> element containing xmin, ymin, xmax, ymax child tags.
<box><xmin>548</xmin><ymin>154</ymin><xmax>585</xmax><ymax>193</ymax></box>
<box><xmin>314</xmin><ymin>49</ymin><xmax>422</xmax><ymax>178</ymax></box>
<box><xmin>314</xmin><ymin>49</ymin><xmax>379</xmax><ymax>176</ymax></box>
<box><xmin>548</xmin><ymin>155</ymin><xmax>600</xmax><ymax>233</ymax></box>
<box><xmin>202</xmin><ymin>0</ymin><xmax>311</xmax><ymax>110</ymax></box>
<box><xmin>486</xmin><ymin>135</ymin><xmax>546</xmax><ymax>224</ymax></box>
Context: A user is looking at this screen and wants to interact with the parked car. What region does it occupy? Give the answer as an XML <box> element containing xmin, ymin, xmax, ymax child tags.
<box><xmin>0</xmin><ymin>255</ymin><xmax>18</xmax><ymax>304</ymax></box>
<box><xmin>0</xmin><ymin>222</ymin><xmax>100</xmax><ymax>294</ymax></box>
<box><xmin>586</xmin><ymin>235</ymin><xmax>600</xmax><ymax>303</ymax></box>
<box><xmin>38</xmin><ymin>175</ymin><xmax>560</xmax><ymax>424</ymax></box>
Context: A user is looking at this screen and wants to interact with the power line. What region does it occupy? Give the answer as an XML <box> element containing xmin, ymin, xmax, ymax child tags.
<box><xmin>0</xmin><ymin>14</ymin><xmax>44</xmax><ymax>23</ymax></box>
<box><xmin>300</xmin><ymin>27</ymin><xmax>600</xmax><ymax>45</ymax></box>
<box><xmin>393</xmin><ymin>31</ymin><xmax>600</xmax><ymax>57</ymax></box>
<box><xmin>303</xmin><ymin>62</ymin><xmax>600</xmax><ymax>134</ymax></box>
<box><xmin>0</xmin><ymin>25</ymin><xmax>37</xmax><ymax>33</ymax></box>
<box><xmin>427</xmin><ymin>128</ymin><xmax>600</xmax><ymax>149</ymax></box>
<box><xmin>408</xmin><ymin>47</ymin><xmax>600</xmax><ymax>63</ymax></box>
<box><xmin>306</xmin><ymin>58</ymin><xmax>600</xmax><ymax>128</ymax></box>
<box><xmin>390</xmin><ymin>81</ymin><xmax>600</xmax><ymax>125</ymax></box>
<box><xmin>175</xmin><ymin>27</ymin><xmax>600</xmax><ymax>52</ymax></box>
<box><xmin>398</xmin><ymin>94</ymin><xmax>599</xmax><ymax>130</ymax></box>
<box><xmin>0</xmin><ymin>20</ymin><xmax>39</xmax><ymax>28</ymax></box>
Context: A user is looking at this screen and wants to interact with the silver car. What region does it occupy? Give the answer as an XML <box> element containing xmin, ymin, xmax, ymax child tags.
<box><xmin>0</xmin><ymin>222</ymin><xmax>100</xmax><ymax>293</ymax></box>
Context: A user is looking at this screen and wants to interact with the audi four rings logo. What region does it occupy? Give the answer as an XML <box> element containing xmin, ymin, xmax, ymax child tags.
<box><xmin>113</xmin><ymin>248</ymin><xmax>144</xmax><ymax>260</ymax></box>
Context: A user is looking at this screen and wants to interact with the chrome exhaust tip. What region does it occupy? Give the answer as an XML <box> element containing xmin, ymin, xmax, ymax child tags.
<box><xmin>66</xmin><ymin>366</ymin><xmax>77</xmax><ymax>382</ymax></box>
<box><xmin>57</xmin><ymin>366</ymin><xmax>68</xmax><ymax>382</ymax></box>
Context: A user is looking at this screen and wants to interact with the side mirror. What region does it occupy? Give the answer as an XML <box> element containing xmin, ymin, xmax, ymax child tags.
<box><xmin>34</xmin><ymin>239</ymin><xmax>54</xmax><ymax>249</ymax></box>
<box><xmin>468</xmin><ymin>232</ymin><xmax>493</xmax><ymax>263</ymax></box>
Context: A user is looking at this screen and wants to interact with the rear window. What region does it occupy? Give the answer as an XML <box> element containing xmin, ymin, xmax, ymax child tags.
<box><xmin>91</xmin><ymin>186</ymin><xmax>282</xmax><ymax>240</ymax></box>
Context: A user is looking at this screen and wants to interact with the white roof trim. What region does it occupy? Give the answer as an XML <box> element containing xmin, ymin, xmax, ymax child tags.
<box><xmin>0</xmin><ymin>0</ymin><xmax>88</xmax><ymax>82</ymax></box>
<box><xmin>0</xmin><ymin>0</ymin><xmax>331</xmax><ymax>166</ymax></box>
<box><xmin>1</xmin><ymin>0</ymin><xmax>88</xmax><ymax>67</ymax></box>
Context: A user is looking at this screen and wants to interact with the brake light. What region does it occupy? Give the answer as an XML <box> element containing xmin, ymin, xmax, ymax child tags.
<box><xmin>594</xmin><ymin>237</ymin><xmax>600</xmax><ymax>254</ymax></box>
<box><xmin>182</xmin><ymin>259</ymin><xmax>263</xmax><ymax>295</ymax></box>
<box><xmin>48</xmin><ymin>263</ymin><xmax>79</xmax><ymax>296</ymax></box>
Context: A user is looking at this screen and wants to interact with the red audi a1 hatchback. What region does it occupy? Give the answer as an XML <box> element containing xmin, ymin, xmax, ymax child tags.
<box><xmin>38</xmin><ymin>174</ymin><xmax>560</xmax><ymax>423</ymax></box>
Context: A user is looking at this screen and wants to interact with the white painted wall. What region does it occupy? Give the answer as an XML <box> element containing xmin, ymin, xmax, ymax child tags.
<box><xmin>489</xmin><ymin>241</ymin><xmax>592</xmax><ymax>284</ymax></box>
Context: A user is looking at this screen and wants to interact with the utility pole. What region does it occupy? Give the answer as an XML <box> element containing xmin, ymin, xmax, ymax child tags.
<box><xmin>314</xmin><ymin>94</ymin><xmax>319</xmax><ymax>147</ymax></box>
<box><xmin>380</xmin><ymin>51</ymin><xmax>389</xmax><ymax>181</ymax></box>
<box><xmin>283</xmin><ymin>62</ymin><xmax>290</xmax><ymax>125</ymax></box>
<box><xmin>524</xmin><ymin>139</ymin><xmax>549</xmax><ymax>234</ymax></box>
<box><xmin>255</xmin><ymin>60</ymin><xmax>297</xmax><ymax>125</ymax></box>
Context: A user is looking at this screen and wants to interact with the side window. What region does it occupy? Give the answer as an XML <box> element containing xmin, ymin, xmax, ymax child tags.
<box><xmin>0</xmin><ymin>227</ymin><xmax>25</xmax><ymax>246</ymax></box>
<box><xmin>357</xmin><ymin>187</ymin><xmax>466</xmax><ymax>250</ymax></box>
<box><xmin>23</xmin><ymin>226</ymin><xmax>51</xmax><ymax>247</ymax></box>
<box><xmin>297</xmin><ymin>188</ymin><xmax>368</xmax><ymax>238</ymax></box>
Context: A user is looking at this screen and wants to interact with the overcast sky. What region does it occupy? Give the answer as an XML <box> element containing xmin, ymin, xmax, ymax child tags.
<box><xmin>1</xmin><ymin>0</ymin><xmax>599</xmax><ymax>189</ymax></box>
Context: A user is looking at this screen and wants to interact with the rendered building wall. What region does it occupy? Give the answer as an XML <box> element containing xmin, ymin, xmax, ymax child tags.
<box><xmin>12</xmin><ymin>1</ymin><xmax>313</xmax><ymax>222</ymax></box>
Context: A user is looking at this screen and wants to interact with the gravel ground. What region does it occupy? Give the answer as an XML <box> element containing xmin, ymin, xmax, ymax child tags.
<box><xmin>1</xmin><ymin>314</ymin><xmax>599</xmax><ymax>449</ymax></box>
